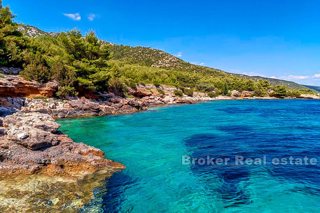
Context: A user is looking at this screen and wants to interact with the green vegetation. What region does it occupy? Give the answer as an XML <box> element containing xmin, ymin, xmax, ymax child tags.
<box><xmin>174</xmin><ymin>90</ymin><xmax>183</xmax><ymax>97</ymax></box>
<box><xmin>21</xmin><ymin>31</ymin><xmax>113</xmax><ymax>96</ymax></box>
<box><xmin>182</xmin><ymin>88</ymin><xmax>194</xmax><ymax>97</ymax></box>
<box><xmin>0</xmin><ymin>6</ymin><xmax>115</xmax><ymax>97</ymax></box>
<box><xmin>208</xmin><ymin>92</ymin><xmax>217</xmax><ymax>98</ymax></box>
<box><xmin>157</xmin><ymin>88</ymin><xmax>165</xmax><ymax>95</ymax></box>
<box><xmin>108</xmin><ymin>45</ymin><xmax>316</xmax><ymax>97</ymax></box>
<box><xmin>0</xmin><ymin>6</ymin><xmax>26</xmax><ymax>67</ymax></box>
<box><xmin>271</xmin><ymin>86</ymin><xmax>287</xmax><ymax>98</ymax></box>
<box><xmin>0</xmin><ymin>5</ymin><xmax>316</xmax><ymax>98</ymax></box>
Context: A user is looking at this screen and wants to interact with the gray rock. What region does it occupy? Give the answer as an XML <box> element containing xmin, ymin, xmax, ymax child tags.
<box><xmin>4</xmin><ymin>112</ymin><xmax>61</xmax><ymax>150</ymax></box>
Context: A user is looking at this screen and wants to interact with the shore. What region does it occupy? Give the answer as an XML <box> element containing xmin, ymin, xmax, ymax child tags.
<box><xmin>0</xmin><ymin>77</ymin><xmax>219</xmax><ymax>211</ymax></box>
<box><xmin>0</xmin><ymin>74</ymin><xmax>319</xmax><ymax>211</ymax></box>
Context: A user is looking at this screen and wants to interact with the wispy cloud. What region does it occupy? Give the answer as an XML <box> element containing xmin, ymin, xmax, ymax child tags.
<box><xmin>314</xmin><ymin>74</ymin><xmax>320</xmax><ymax>79</ymax></box>
<box><xmin>175</xmin><ymin>52</ymin><xmax>183</xmax><ymax>57</ymax></box>
<box><xmin>64</xmin><ymin>13</ymin><xmax>81</xmax><ymax>21</ymax></box>
<box><xmin>269</xmin><ymin>74</ymin><xmax>320</xmax><ymax>82</ymax></box>
<box><xmin>88</xmin><ymin>13</ymin><xmax>96</xmax><ymax>21</ymax></box>
<box><xmin>287</xmin><ymin>75</ymin><xmax>310</xmax><ymax>80</ymax></box>
<box><xmin>191</xmin><ymin>61</ymin><xmax>205</xmax><ymax>66</ymax></box>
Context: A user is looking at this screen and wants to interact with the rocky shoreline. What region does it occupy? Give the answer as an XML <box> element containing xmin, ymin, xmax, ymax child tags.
<box><xmin>0</xmin><ymin>74</ymin><xmax>319</xmax><ymax>211</ymax></box>
<box><xmin>0</xmin><ymin>108</ymin><xmax>125</xmax><ymax>211</ymax></box>
<box><xmin>0</xmin><ymin>75</ymin><xmax>219</xmax><ymax>211</ymax></box>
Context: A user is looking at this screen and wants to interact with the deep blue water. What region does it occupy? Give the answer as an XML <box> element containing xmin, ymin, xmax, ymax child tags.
<box><xmin>58</xmin><ymin>100</ymin><xmax>320</xmax><ymax>212</ymax></box>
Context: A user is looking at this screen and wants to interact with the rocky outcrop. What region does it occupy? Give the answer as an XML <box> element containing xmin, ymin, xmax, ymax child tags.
<box><xmin>0</xmin><ymin>97</ymin><xmax>26</xmax><ymax>117</ymax></box>
<box><xmin>0</xmin><ymin>111</ymin><xmax>124</xmax><ymax>211</ymax></box>
<box><xmin>21</xmin><ymin>97</ymin><xmax>144</xmax><ymax>119</ymax></box>
<box><xmin>130</xmin><ymin>87</ymin><xmax>153</xmax><ymax>98</ymax></box>
<box><xmin>17</xmin><ymin>84</ymin><xmax>217</xmax><ymax>119</ymax></box>
<box><xmin>4</xmin><ymin>112</ymin><xmax>60</xmax><ymax>150</ymax></box>
<box><xmin>231</xmin><ymin>90</ymin><xmax>241</xmax><ymax>97</ymax></box>
<box><xmin>1</xmin><ymin>112</ymin><xmax>124</xmax><ymax>176</ymax></box>
<box><xmin>0</xmin><ymin>75</ymin><xmax>58</xmax><ymax>98</ymax></box>
<box><xmin>241</xmin><ymin>91</ymin><xmax>255</xmax><ymax>98</ymax></box>
<box><xmin>230</xmin><ymin>90</ymin><xmax>257</xmax><ymax>98</ymax></box>
<box><xmin>18</xmin><ymin>25</ymin><xmax>49</xmax><ymax>37</ymax></box>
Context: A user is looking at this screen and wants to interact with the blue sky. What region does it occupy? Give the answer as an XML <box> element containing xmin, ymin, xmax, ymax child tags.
<box><xmin>3</xmin><ymin>0</ymin><xmax>320</xmax><ymax>85</ymax></box>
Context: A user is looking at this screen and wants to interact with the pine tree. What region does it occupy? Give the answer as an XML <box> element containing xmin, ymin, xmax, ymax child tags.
<box><xmin>0</xmin><ymin>4</ymin><xmax>25</xmax><ymax>66</ymax></box>
<box><xmin>223</xmin><ymin>82</ymin><xmax>229</xmax><ymax>95</ymax></box>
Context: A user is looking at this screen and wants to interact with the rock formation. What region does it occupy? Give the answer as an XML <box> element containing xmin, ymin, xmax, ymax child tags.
<box><xmin>231</xmin><ymin>90</ymin><xmax>241</xmax><ymax>97</ymax></box>
<box><xmin>0</xmin><ymin>111</ymin><xmax>124</xmax><ymax>176</ymax></box>
<box><xmin>0</xmin><ymin>75</ymin><xmax>58</xmax><ymax>98</ymax></box>
<box><xmin>0</xmin><ymin>111</ymin><xmax>124</xmax><ymax>211</ymax></box>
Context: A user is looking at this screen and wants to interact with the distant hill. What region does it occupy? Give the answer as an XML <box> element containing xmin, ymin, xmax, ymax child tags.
<box><xmin>251</xmin><ymin>76</ymin><xmax>309</xmax><ymax>90</ymax></box>
<box><xmin>17</xmin><ymin>25</ymin><xmax>311</xmax><ymax>91</ymax></box>
<box><xmin>304</xmin><ymin>85</ymin><xmax>320</xmax><ymax>92</ymax></box>
<box><xmin>108</xmin><ymin>45</ymin><xmax>310</xmax><ymax>90</ymax></box>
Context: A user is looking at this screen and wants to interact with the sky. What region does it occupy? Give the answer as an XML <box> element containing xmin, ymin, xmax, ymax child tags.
<box><xmin>3</xmin><ymin>0</ymin><xmax>320</xmax><ymax>85</ymax></box>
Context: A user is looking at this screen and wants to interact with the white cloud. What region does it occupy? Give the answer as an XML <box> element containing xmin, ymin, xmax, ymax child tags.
<box><xmin>313</xmin><ymin>74</ymin><xmax>320</xmax><ymax>79</ymax></box>
<box><xmin>175</xmin><ymin>52</ymin><xmax>183</xmax><ymax>57</ymax></box>
<box><xmin>88</xmin><ymin>13</ymin><xmax>96</xmax><ymax>21</ymax></box>
<box><xmin>64</xmin><ymin>13</ymin><xmax>81</xmax><ymax>21</ymax></box>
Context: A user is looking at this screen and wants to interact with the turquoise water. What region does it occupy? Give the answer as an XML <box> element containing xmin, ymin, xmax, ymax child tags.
<box><xmin>58</xmin><ymin>100</ymin><xmax>320</xmax><ymax>212</ymax></box>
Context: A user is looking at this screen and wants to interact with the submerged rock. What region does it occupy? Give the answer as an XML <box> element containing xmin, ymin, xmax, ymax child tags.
<box><xmin>0</xmin><ymin>170</ymin><xmax>116</xmax><ymax>212</ymax></box>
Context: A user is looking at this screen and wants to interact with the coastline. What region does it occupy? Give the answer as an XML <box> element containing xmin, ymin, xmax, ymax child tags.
<box><xmin>1</xmin><ymin>2</ymin><xmax>320</xmax><ymax>210</ymax></box>
<box><xmin>0</xmin><ymin>76</ymin><xmax>319</xmax><ymax>211</ymax></box>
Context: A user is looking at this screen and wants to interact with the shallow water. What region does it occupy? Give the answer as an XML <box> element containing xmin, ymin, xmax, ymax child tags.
<box><xmin>59</xmin><ymin>100</ymin><xmax>320</xmax><ymax>212</ymax></box>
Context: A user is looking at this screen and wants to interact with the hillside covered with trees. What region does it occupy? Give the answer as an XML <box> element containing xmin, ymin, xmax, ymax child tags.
<box><xmin>0</xmin><ymin>4</ymin><xmax>315</xmax><ymax>98</ymax></box>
